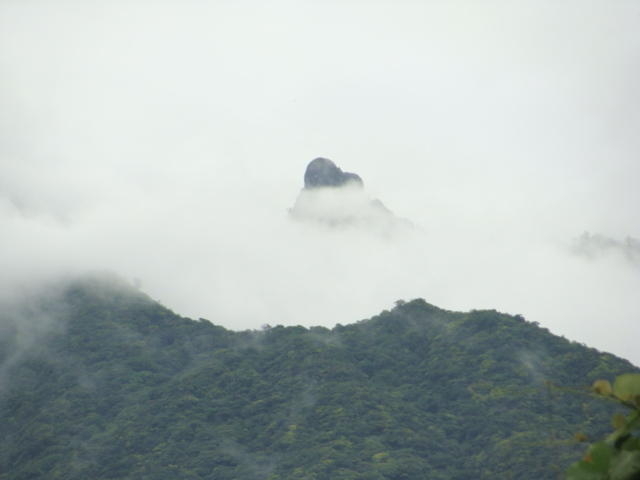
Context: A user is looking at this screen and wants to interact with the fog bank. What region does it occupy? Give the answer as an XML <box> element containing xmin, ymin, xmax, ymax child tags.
<box><xmin>1</xmin><ymin>0</ymin><xmax>638</xmax><ymax>365</ymax></box>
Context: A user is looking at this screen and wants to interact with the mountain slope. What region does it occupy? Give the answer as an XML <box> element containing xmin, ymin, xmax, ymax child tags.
<box><xmin>0</xmin><ymin>274</ymin><xmax>636</xmax><ymax>479</ymax></box>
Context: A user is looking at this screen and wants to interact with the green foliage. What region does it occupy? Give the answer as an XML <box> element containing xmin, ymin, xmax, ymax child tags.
<box><xmin>0</xmin><ymin>275</ymin><xmax>638</xmax><ymax>479</ymax></box>
<box><xmin>566</xmin><ymin>374</ymin><xmax>640</xmax><ymax>480</ymax></box>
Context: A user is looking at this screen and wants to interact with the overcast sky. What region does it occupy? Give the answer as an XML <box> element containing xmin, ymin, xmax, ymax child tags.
<box><xmin>1</xmin><ymin>0</ymin><xmax>639</xmax><ymax>366</ymax></box>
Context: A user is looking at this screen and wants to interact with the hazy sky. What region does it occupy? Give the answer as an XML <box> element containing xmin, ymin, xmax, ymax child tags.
<box><xmin>1</xmin><ymin>0</ymin><xmax>639</xmax><ymax>365</ymax></box>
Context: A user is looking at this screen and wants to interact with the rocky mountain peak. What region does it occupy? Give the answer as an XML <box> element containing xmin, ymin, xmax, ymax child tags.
<box><xmin>290</xmin><ymin>157</ymin><xmax>412</xmax><ymax>235</ymax></box>
<box><xmin>304</xmin><ymin>157</ymin><xmax>363</xmax><ymax>189</ymax></box>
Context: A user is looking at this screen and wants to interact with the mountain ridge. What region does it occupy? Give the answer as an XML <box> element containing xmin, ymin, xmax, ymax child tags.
<box><xmin>0</xmin><ymin>273</ymin><xmax>637</xmax><ymax>479</ymax></box>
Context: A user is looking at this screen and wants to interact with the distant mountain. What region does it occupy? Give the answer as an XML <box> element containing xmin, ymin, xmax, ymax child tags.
<box><xmin>303</xmin><ymin>157</ymin><xmax>363</xmax><ymax>189</ymax></box>
<box><xmin>290</xmin><ymin>158</ymin><xmax>411</xmax><ymax>234</ymax></box>
<box><xmin>0</xmin><ymin>273</ymin><xmax>637</xmax><ymax>479</ymax></box>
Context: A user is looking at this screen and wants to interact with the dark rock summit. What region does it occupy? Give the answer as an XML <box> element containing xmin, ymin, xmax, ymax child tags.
<box><xmin>290</xmin><ymin>157</ymin><xmax>413</xmax><ymax>235</ymax></box>
<box><xmin>304</xmin><ymin>157</ymin><xmax>363</xmax><ymax>189</ymax></box>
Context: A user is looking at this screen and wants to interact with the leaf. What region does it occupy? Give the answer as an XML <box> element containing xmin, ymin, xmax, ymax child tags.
<box><xmin>593</xmin><ymin>379</ymin><xmax>613</xmax><ymax>396</ymax></box>
<box><xmin>565</xmin><ymin>460</ymin><xmax>607</xmax><ymax>480</ymax></box>
<box><xmin>613</xmin><ymin>374</ymin><xmax>640</xmax><ymax>403</ymax></box>
<box><xmin>566</xmin><ymin>442</ymin><xmax>614</xmax><ymax>479</ymax></box>
<box><xmin>620</xmin><ymin>437</ymin><xmax>640</xmax><ymax>452</ymax></box>
<box><xmin>609</xmin><ymin>450</ymin><xmax>640</xmax><ymax>480</ymax></box>
<box><xmin>586</xmin><ymin>442</ymin><xmax>615</xmax><ymax>471</ymax></box>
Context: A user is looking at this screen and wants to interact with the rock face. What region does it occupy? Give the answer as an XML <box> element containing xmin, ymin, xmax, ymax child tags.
<box><xmin>290</xmin><ymin>157</ymin><xmax>412</xmax><ymax>235</ymax></box>
<box><xmin>304</xmin><ymin>157</ymin><xmax>363</xmax><ymax>189</ymax></box>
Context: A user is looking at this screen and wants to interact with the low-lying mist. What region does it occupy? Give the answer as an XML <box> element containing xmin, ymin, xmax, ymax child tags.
<box><xmin>2</xmin><ymin>177</ymin><xmax>638</xmax><ymax>365</ymax></box>
<box><xmin>1</xmin><ymin>0</ymin><xmax>638</xmax><ymax>366</ymax></box>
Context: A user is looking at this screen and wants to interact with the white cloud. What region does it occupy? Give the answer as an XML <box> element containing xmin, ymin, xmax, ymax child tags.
<box><xmin>1</xmin><ymin>0</ymin><xmax>639</xmax><ymax>365</ymax></box>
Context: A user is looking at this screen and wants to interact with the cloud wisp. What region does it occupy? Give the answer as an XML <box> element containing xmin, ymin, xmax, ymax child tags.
<box><xmin>572</xmin><ymin>232</ymin><xmax>640</xmax><ymax>267</ymax></box>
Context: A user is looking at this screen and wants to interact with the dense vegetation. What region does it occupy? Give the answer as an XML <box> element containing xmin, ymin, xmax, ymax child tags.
<box><xmin>0</xmin><ymin>274</ymin><xmax>637</xmax><ymax>479</ymax></box>
<box><xmin>567</xmin><ymin>374</ymin><xmax>640</xmax><ymax>479</ymax></box>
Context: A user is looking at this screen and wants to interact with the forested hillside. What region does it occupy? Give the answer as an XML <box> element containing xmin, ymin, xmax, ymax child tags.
<box><xmin>0</xmin><ymin>274</ymin><xmax>636</xmax><ymax>479</ymax></box>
